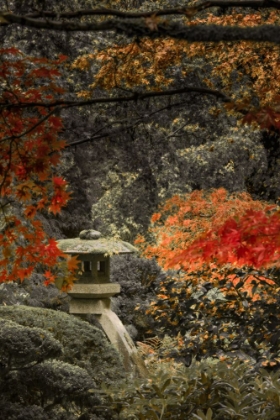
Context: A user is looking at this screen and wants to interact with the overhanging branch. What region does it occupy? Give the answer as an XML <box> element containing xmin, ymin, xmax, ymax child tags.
<box><xmin>0</xmin><ymin>86</ymin><xmax>232</xmax><ymax>111</ymax></box>
<box><xmin>2</xmin><ymin>0</ymin><xmax>280</xmax><ymax>22</ymax></box>
<box><xmin>65</xmin><ymin>100</ymin><xmax>192</xmax><ymax>148</ymax></box>
<box><xmin>22</xmin><ymin>0</ymin><xmax>280</xmax><ymax>19</ymax></box>
<box><xmin>1</xmin><ymin>11</ymin><xmax>280</xmax><ymax>43</ymax></box>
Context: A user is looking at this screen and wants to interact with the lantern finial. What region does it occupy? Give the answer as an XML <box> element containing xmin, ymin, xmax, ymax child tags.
<box><xmin>79</xmin><ymin>229</ymin><xmax>101</xmax><ymax>240</ymax></box>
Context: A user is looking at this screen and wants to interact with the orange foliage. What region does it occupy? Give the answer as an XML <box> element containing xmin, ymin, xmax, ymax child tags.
<box><xmin>180</xmin><ymin>208</ymin><xmax>280</xmax><ymax>271</ymax></box>
<box><xmin>137</xmin><ymin>188</ymin><xmax>279</xmax><ymax>296</ymax></box>
<box><xmin>72</xmin><ymin>8</ymin><xmax>280</xmax><ymax>129</ymax></box>
<box><xmin>187</xmin><ymin>9</ymin><xmax>280</xmax><ymax>129</ymax></box>
<box><xmin>139</xmin><ymin>188</ymin><xmax>276</xmax><ymax>270</ymax></box>
<box><xmin>0</xmin><ymin>48</ymin><xmax>76</xmax><ymax>287</ymax></box>
<box><xmin>72</xmin><ymin>38</ymin><xmax>189</xmax><ymax>93</ymax></box>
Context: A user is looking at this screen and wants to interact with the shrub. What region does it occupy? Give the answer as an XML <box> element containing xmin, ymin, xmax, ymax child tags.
<box><xmin>145</xmin><ymin>270</ymin><xmax>280</xmax><ymax>370</ymax></box>
<box><xmin>0</xmin><ymin>307</ymin><xmax>123</xmax><ymax>418</ymax></box>
<box><xmin>0</xmin><ymin>305</ymin><xmax>124</xmax><ymax>385</ymax></box>
<box><xmin>0</xmin><ymin>318</ymin><xmax>98</xmax><ymax>419</ymax></box>
<box><xmin>104</xmin><ymin>358</ymin><xmax>280</xmax><ymax>419</ymax></box>
<box><xmin>0</xmin><ymin>319</ymin><xmax>62</xmax><ymax>370</ymax></box>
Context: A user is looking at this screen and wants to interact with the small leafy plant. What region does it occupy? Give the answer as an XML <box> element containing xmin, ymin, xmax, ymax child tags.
<box><xmin>104</xmin><ymin>358</ymin><xmax>280</xmax><ymax>419</ymax></box>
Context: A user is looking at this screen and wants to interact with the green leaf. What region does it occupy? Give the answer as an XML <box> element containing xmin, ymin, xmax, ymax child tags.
<box><xmin>145</xmin><ymin>409</ymin><xmax>160</xmax><ymax>419</ymax></box>
<box><xmin>161</xmin><ymin>378</ymin><xmax>172</xmax><ymax>392</ymax></box>
<box><xmin>206</xmin><ymin>408</ymin><xmax>213</xmax><ymax>420</ymax></box>
<box><xmin>193</xmin><ymin>409</ymin><xmax>208</xmax><ymax>420</ymax></box>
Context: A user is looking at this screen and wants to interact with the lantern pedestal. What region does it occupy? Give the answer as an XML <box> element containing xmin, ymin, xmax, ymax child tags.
<box><xmin>69</xmin><ymin>296</ymin><xmax>147</xmax><ymax>377</ymax></box>
<box><xmin>57</xmin><ymin>229</ymin><xmax>148</xmax><ymax>378</ymax></box>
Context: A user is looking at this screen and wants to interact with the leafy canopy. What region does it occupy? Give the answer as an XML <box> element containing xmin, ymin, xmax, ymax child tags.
<box><xmin>0</xmin><ymin>47</ymin><xmax>77</xmax><ymax>288</ymax></box>
<box><xmin>137</xmin><ymin>188</ymin><xmax>279</xmax><ymax>273</ymax></box>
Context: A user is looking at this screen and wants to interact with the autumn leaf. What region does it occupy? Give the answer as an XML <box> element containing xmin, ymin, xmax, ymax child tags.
<box><xmin>145</xmin><ymin>14</ymin><xmax>160</xmax><ymax>31</ymax></box>
<box><xmin>24</xmin><ymin>205</ymin><xmax>37</xmax><ymax>219</ymax></box>
<box><xmin>67</xmin><ymin>255</ymin><xmax>80</xmax><ymax>272</ymax></box>
<box><xmin>57</xmin><ymin>54</ymin><xmax>68</xmax><ymax>62</ymax></box>
<box><xmin>48</xmin><ymin>116</ymin><xmax>63</xmax><ymax>130</ymax></box>
<box><xmin>2</xmin><ymin>247</ymin><xmax>12</xmax><ymax>259</ymax></box>
<box><xmin>52</xmin><ymin>176</ymin><xmax>67</xmax><ymax>187</ymax></box>
<box><xmin>44</xmin><ymin>239</ymin><xmax>64</xmax><ymax>259</ymax></box>
<box><xmin>44</xmin><ymin>270</ymin><xmax>56</xmax><ymax>285</ymax></box>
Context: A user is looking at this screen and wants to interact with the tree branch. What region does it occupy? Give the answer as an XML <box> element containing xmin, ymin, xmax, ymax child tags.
<box><xmin>7</xmin><ymin>0</ymin><xmax>280</xmax><ymax>21</ymax></box>
<box><xmin>0</xmin><ymin>86</ymin><xmax>231</xmax><ymax>111</ymax></box>
<box><xmin>1</xmin><ymin>11</ymin><xmax>280</xmax><ymax>44</ymax></box>
<box><xmin>0</xmin><ymin>107</ymin><xmax>59</xmax><ymax>143</ymax></box>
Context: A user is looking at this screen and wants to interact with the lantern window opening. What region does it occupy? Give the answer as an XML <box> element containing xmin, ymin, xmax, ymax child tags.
<box><xmin>97</xmin><ymin>260</ymin><xmax>106</xmax><ymax>274</ymax></box>
<box><xmin>83</xmin><ymin>260</ymin><xmax>92</xmax><ymax>273</ymax></box>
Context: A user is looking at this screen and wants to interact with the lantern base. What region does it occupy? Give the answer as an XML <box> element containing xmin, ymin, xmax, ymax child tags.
<box><xmin>69</xmin><ymin>298</ymin><xmax>148</xmax><ymax>377</ymax></box>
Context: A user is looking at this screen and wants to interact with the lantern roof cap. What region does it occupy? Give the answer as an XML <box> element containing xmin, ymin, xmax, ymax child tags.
<box><xmin>57</xmin><ymin>229</ymin><xmax>138</xmax><ymax>255</ymax></box>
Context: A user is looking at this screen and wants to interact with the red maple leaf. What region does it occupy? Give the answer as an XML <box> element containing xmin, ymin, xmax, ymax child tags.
<box><xmin>44</xmin><ymin>270</ymin><xmax>56</xmax><ymax>286</ymax></box>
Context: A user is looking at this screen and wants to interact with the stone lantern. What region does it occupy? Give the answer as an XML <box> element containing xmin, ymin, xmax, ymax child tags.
<box><xmin>56</xmin><ymin>229</ymin><xmax>147</xmax><ymax>377</ymax></box>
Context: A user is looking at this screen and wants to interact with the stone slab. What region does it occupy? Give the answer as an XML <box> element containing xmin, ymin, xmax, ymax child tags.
<box><xmin>68</xmin><ymin>283</ymin><xmax>120</xmax><ymax>298</ymax></box>
<box><xmin>69</xmin><ymin>298</ymin><xmax>111</xmax><ymax>314</ymax></box>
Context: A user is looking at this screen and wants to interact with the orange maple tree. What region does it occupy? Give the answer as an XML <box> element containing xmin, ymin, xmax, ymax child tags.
<box><xmin>136</xmin><ymin>188</ymin><xmax>280</xmax><ymax>293</ymax></box>
<box><xmin>0</xmin><ymin>47</ymin><xmax>78</xmax><ymax>289</ymax></box>
<box><xmin>137</xmin><ymin>189</ymin><xmax>280</xmax><ymax>365</ymax></box>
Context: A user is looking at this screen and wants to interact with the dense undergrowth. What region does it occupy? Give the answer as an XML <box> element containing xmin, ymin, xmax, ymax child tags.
<box><xmin>3</xmin><ymin>307</ymin><xmax>280</xmax><ymax>420</ymax></box>
<box><xmin>105</xmin><ymin>358</ymin><xmax>280</xmax><ymax>420</ymax></box>
<box><xmin>108</xmin><ymin>255</ymin><xmax>280</xmax><ymax>419</ymax></box>
<box><xmin>2</xmin><ymin>261</ymin><xmax>280</xmax><ymax>419</ymax></box>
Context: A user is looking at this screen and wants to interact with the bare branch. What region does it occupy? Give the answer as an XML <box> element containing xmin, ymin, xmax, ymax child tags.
<box><xmin>65</xmin><ymin>99</ymin><xmax>202</xmax><ymax>148</ymax></box>
<box><xmin>1</xmin><ymin>10</ymin><xmax>280</xmax><ymax>43</ymax></box>
<box><xmin>0</xmin><ymin>86</ymin><xmax>231</xmax><ymax>111</ymax></box>
<box><xmin>10</xmin><ymin>0</ymin><xmax>280</xmax><ymax>20</ymax></box>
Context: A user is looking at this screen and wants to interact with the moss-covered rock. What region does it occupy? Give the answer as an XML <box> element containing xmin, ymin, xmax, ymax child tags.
<box><xmin>0</xmin><ymin>305</ymin><xmax>124</xmax><ymax>385</ymax></box>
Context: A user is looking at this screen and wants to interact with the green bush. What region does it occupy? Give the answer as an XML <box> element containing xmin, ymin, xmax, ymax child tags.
<box><xmin>0</xmin><ymin>306</ymin><xmax>126</xmax><ymax>419</ymax></box>
<box><xmin>104</xmin><ymin>358</ymin><xmax>280</xmax><ymax>419</ymax></box>
<box><xmin>145</xmin><ymin>268</ymin><xmax>280</xmax><ymax>369</ymax></box>
<box><xmin>0</xmin><ymin>318</ymin><xmax>99</xmax><ymax>419</ymax></box>
<box><xmin>0</xmin><ymin>305</ymin><xmax>124</xmax><ymax>385</ymax></box>
<box><xmin>0</xmin><ymin>403</ymin><xmax>51</xmax><ymax>420</ymax></box>
<box><xmin>0</xmin><ymin>319</ymin><xmax>63</xmax><ymax>369</ymax></box>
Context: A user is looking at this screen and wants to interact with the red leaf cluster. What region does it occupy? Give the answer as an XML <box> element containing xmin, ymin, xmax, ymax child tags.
<box><xmin>138</xmin><ymin>189</ymin><xmax>279</xmax><ymax>295</ymax></box>
<box><xmin>0</xmin><ymin>48</ymin><xmax>74</xmax><ymax>286</ymax></box>
<box><xmin>183</xmin><ymin>209</ymin><xmax>280</xmax><ymax>269</ymax></box>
